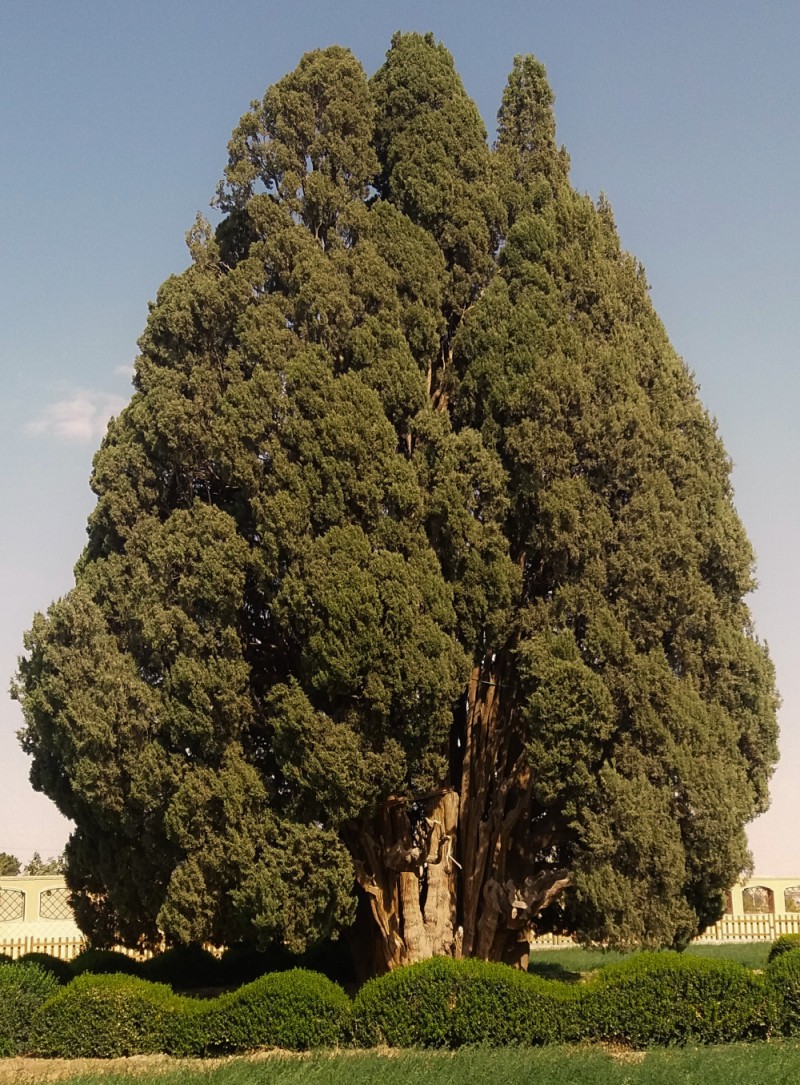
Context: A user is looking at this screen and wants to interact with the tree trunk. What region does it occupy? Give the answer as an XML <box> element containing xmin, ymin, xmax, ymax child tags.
<box><xmin>345</xmin><ymin>652</ymin><xmax>572</xmax><ymax>973</ymax></box>
<box><xmin>346</xmin><ymin>789</ymin><xmax>460</xmax><ymax>972</ymax></box>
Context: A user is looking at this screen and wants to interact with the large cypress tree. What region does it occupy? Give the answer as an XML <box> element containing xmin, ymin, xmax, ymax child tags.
<box><xmin>14</xmin><ymin>34</ymin><xmax>778</xmax><ymax>973</ymax></box>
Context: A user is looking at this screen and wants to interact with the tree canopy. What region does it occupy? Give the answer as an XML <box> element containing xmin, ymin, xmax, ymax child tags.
<box><xmin>14</xmin><ymin>33</ymin><xmax>778</xmax><ymax>973</ymax></box>
<box><xmin>22</xmin><ymin>852</ymin><xmax>66</xmax><ymax>876</ymax></box>
<box><xmin>0</xmin><ymin>853</ymin><xmax>21</xmax><ymax>877</ymax></box>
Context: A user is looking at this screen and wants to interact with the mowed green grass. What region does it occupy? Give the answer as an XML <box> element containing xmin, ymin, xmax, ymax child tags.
<box><xmin>17</xmin><ymin>1045</ymin><xmax>800</xmax><ymax>1085</ymax></box>
<box><xmin>528</xmin><ymin>940</ymin><xmax>770</xmax><ymax>980</ymax></box>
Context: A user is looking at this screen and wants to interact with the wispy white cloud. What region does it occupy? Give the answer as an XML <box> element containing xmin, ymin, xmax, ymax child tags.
<box><xmin>26</xmin><ymin>390</ymin><xmax>127</xmax><ymax>443</ymax></box>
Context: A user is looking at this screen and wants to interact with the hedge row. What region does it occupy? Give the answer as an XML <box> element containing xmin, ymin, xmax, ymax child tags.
<box><xmin>8</xmin><ymin>940</ymin><xmax>355</xmax><ymax>992</ymax></box>
<box><xmin>24</xmin><ymin>968</ymin><xmax>348</xmax><ymax>1058</ymax></box>
<box><xmin>352</xmin><ymin>952</ymin><xmax>782</xmax><ymax>1048</ymax></box>
<box><xmin>351</xmin><ymin>956</ymin><xmax>580</xmax><ymax>1046</ymax></box>
<box><xmin>4</xmin><ymin>948</ymin><xmax>800</xmax><ymax>1057</ymax></box>
<box><xmin>0</xmin><ymin>962</ymin><xmax>60</xmax><ymax>1057</ymax></box>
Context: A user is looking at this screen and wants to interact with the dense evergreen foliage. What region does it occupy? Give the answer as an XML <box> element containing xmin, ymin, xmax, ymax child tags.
<box><xmin>14</xmin><ymin>33</ymin><xmax>778</xmax><ymax>972</ymax></box>
<box><xmin>0</xmin><ymin>962</ymin><xmax>59</xmax><ymax>1056</ymax></box>
<box><xmin>4</xmin><ymin>949</ymin><xmax>794</xmax><ymax>1056</ymax></box>
<box><xmin>0</xmin><ymin>854</ymin><xmax>20</xmax><ymax>876</ymax></box>
<box><xmin>29</xmin><ymin>973</ymin><xmax>177</xmax><ymax>1058</ymax></box>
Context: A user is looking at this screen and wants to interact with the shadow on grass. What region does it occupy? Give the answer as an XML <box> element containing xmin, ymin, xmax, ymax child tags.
<box><xmin>527</xmin><ymin>960</ymin><xmax>583</xmax><ymax>983</ymax></box>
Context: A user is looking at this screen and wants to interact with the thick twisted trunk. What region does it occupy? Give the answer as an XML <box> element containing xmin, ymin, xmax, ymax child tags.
<box><xmin>346</xmin><ymin>650</ymin><xmax>572</xmax><ymax>973</ymax></box>
<box><xmin>347</xmin><ymin>789</ymin><xmax>460</xmax><ymax>972</ymax></box>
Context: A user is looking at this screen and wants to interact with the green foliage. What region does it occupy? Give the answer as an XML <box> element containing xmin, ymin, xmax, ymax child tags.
<box><xmin>29</xmin><ymin>973</ymin><xmax>180</xmax><ymax>1058</ymax></box>
<box><xmin>0</xmin><ymin>961</ymin><xmax>60</xmax><ymax>1056</ymax></box>
<box><xmin>16</xmin><ymin>951</ymin><xmax>73</xmax><ymax>984</ymax></box>
<box><xmin>167</xmin><ymin>969</ymin><xmax>350</xmax><ymax>1054</ymax></box>
<box><xmin>219</xmin><ymin>943</ymin><xmax>295</xmax><ymax>986</ymax></box>
<box><xmin>0</xmin><ymin>852</ymin><xmax>20</xmax><ymax>876</ymax></box>
<box><xmin>0</xmin><ymin>953</ymin><xmax>794</xmax><ymax>1059</ymax></box>
<box><xmin>140</xmin><ymin>945</ymin><xmax>224</xmax><ymax>989</ymax></box>
<box><xmin>218</xmin><ymin>938</ymin><xmax>356</xmax><ymax>989</ymax></box>
<box><xmin>768</xmin><ymin>934</ymin><xmax>800</xmax><ymax>963</ymax></box>
<box><xmin>12</xmin><ymin>31</ymin><xmax>779</xmax><ymax>964</ymax></box>
<box><xmin>765</xmin><ymin>948</ymin><xmax>800</xmax><ymax>1034</ymax></box>
<box><xmin>71</xmin><ymin>947</ymin><xmax>142</xmax><ymax>977</ymax></box>
<box><xmin>24</xmin><ymin>850</ymin><xmax>65</xmax><ymax>874</ymax></box>
<box><xmin>582</xmin><ymin>952</ymin><xmax>770</xmax><ymax>1046</ymax></box>
<box><xmin>300</xmin><ymin>937</ymin><xmax>358</xmax><ymax>988</ymax></box>
<box><xmin>351</xmin><ymin>957</ymin><xmax>579</xmax><ymax>1047</ymax></box>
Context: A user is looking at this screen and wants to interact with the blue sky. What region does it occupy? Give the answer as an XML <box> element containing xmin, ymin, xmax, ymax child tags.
<box><xmin>1</xmin><ymin>1</ymin><xmax>798</xmax><ymax>874</ymax></box>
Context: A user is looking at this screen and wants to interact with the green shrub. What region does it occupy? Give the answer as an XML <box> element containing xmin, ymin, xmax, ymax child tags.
<box><xmin>140</xmin><ymin>944</ymin><xmax>224</xmax><ymax>990</ymax></box>
<box><xmin>219</xmin><ymin>943</ymin><xmax>296</xmax><ymax>987</ymax></box>
<box><xmin>71</xmin><ymin>947</ymin><xmax>142</xmax><ymax>977</ymax></box>
<box><xmin>167</xmin><ymin>968</ymin><xmax>350</xmax><ymax>1054</ymax></box>
<box><xmin>300</xmin><ymin>937</ymin><xmax>357</xmax><ymax>988</ymax></box>
<box><xmin>16</xmin><ymin>952</ymin><xmax>73</xmax><ymax>984</ymax></box>
<box><xmin>582</xmin><ymin>952</ymin><xmax>770</xmax><ymax>1047</ymax></box>
<box><xmin>765</xmin><ymin>947</ymin><xmax>800</xmax><ymax>1034</ymax></box>
<box><xmin>768</xmin><ymin>933</ymin><xmax>800</xmax><ymax>963</ymax></box>
<box><xmin>218</xmin><ymin>939</ymin><xmax>356</xmax><ymax>990</ymax></box>
<box><xmin>30</xmin><ymin>973</ymin><xmax>182</xmax><ymax>1058</ymax></box>
<box><xmin>0</xmin><ymin>954</ymin><xmax>12</xmax><ymax>965</ymax></box>
<box><xmin>0</xmin><ymin>962</ymin><xmax>60</xmax><ymax>1056</ymax></box>
<box><xmin>14</xmin><ymin>950</ymin><xmax>71</xmax><ymax>985</ymax></box>
<box><xmin>351</xmin><ymin>956</ymin><xmax>579</xmax><ymax>1048</ymax></box>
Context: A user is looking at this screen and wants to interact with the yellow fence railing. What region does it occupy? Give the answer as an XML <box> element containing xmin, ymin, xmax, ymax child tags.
<box><xmin>4</xmin><ymin>914</ymin><xmax>800</xmax><ymax>961</ymax></box>
<box><xmin>0</xmin><ymin>935</ymin><xmax>87</xmax><ymax>961</ymax></box>
<box><xmin>529</xmin><ymin>913</ymin><xmax>800</xmax><ymax>950</ymax></box>
<box><xmin>694</xmin><ymin>913</ymin><xmax>800</xmax><ymax>943</ymax></box>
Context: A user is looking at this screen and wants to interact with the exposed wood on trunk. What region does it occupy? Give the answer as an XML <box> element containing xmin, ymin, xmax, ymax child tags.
<box><xmin>345</xmin><ymin>789</ymin><xmax>462</xmax><ymax>971</ymax></box>
<box><xmin>422</xmin><ymin>789</ymin><xmax>460</xmax><ymax>956</ymax></box>
<box><xmin>345</xmin><ymin>644</ymin><xmax>574</xmax><ymax>973</ymax></box>
<box><xmin>399</xmin><ymin>870</ymin><xmax>431</xmax><ymax>961</ymax></box>
<box><xmin>429</xmin><ymin>341</ymin><xmax>452</xmax><ymax>413</ymax></box>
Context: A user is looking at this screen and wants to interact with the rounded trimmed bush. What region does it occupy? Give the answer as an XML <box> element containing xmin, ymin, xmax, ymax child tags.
<box><xmin>29</xmin><ymin>973</ymin><xmax>182</xmax><ymax>1058</ymax></box>
<box><xmin>16</xmin><ymin>952</ymin><xmax>73</xmax><ymax>985</ymax></box>
<box><xmin>768</xmin><ymin>933</ymin><xmax>800</xmax><ymax>963</ymax></box>
<box><xmin>71</xmin><ymin>947</ymin><xmax>142</xmax><ymax>977</ymax></box>
<box><xmin>583</xmin><ymin>952</ymin><xmax>770</xmax><ymax>1047</ymax></box>
<box><xmin>351</xmin><ymin>956</ymin><xmax>579</xmax><ymax>1048</ymax></box>
<box><xmin>167</xmin><ymin>968</ymin><xmax>350</xmax><ymax>1054</ymax></box>
<box><xmin>140</xmin><ymin>944</ymin><xmax>224</xmax><ymax>990</ymax></box>
<box><xmin>765</xmin><ymin>947</ymin><xmax>800</xmax><ymax>1034</ymax></box>
<box><xmin>300</xmin><ymin>938</ymin><xmax>357</xmax><ymax>988</ymax></box>
<box><xmin>0</xmin><ymin>954</ymin><xmax>12</xmax><ymax>965</ymax></box>
<box><xmin>0</xmin><ymin>962</ymin><xmax>60</xmax><ymax>1056</ymax></box>
<box><xmin>219</xmin><ymin>943</ymin><xmax>295</xmax><ymax>987</ymax></box>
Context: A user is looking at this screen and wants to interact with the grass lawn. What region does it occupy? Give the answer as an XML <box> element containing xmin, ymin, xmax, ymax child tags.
<box><xmin>6</xmin><ymin>1045</ymin><xmax>800</xmax><ymax>1085</ymax></box>
<box><xmin>528</xmin><ymin>940</ymin><xmax>770</xmax><ymax>980</ymax></box>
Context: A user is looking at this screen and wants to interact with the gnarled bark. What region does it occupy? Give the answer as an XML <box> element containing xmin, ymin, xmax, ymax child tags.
<box><xmin>346</xmin><ymin>650</ymin><xmax>573</xmax><ymax>971</ymax></box>
<box><xmin>346</xmin><ymin>788</ymin><xmax>461</xmax><ymax>972</ymax></box>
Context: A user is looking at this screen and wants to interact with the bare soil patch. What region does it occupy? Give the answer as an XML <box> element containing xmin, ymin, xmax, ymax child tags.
<box><xmin>0</xmin><ymin>1044</ymin><xmax>648</xmax><ymax>1082</ymax></box>
<box><xmin>0</xmin><ymin>1051</ymin><xmax>285</xmax><ymax>1082</ymax></box>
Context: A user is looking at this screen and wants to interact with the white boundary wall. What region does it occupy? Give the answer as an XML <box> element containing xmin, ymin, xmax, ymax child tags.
<box><xmin>4</xmin><ymin>874</ymin><xmax>800</xmax><ymax>958</ymax></box>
